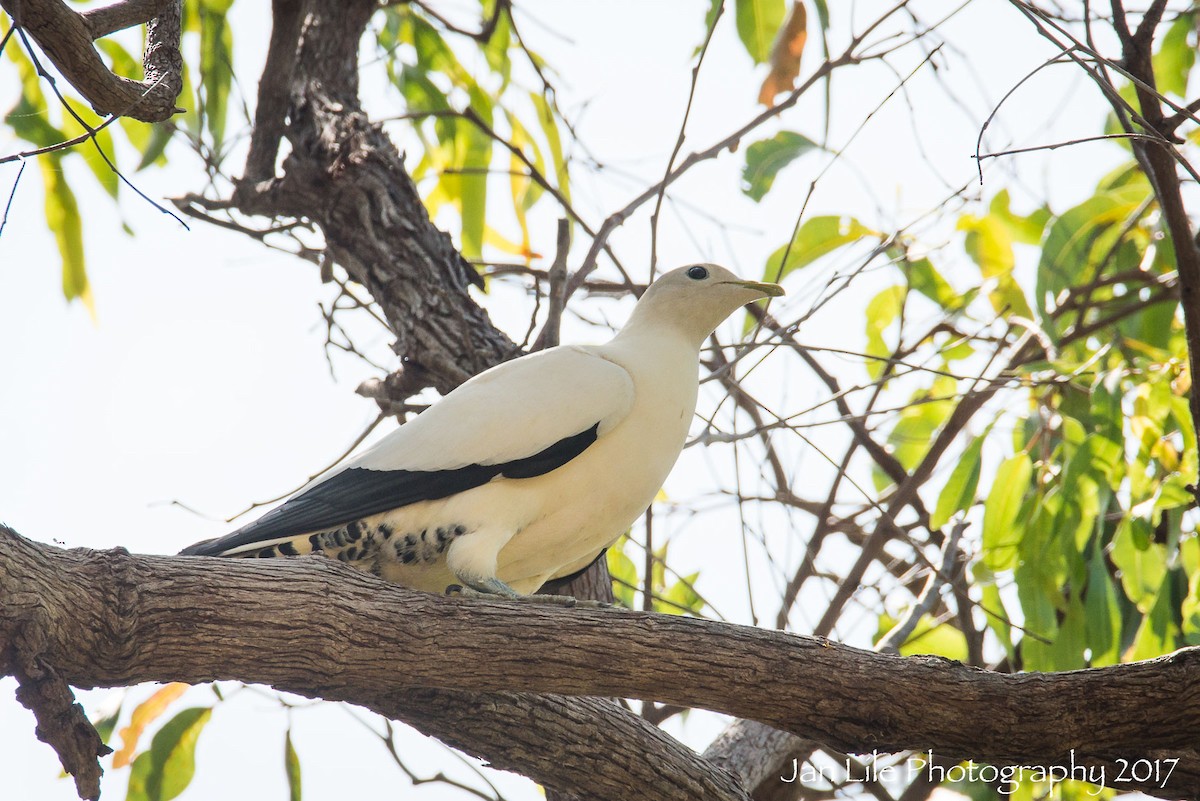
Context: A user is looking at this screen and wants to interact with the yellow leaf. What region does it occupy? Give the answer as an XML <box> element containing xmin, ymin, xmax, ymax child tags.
<box><xmin>484</xmin><ymin>225</ymin><xmax>540</xmax><ymax>259</ymax></box>
<box><xmin>112</xmin><ymin>683</ymin><xmax>189</xmax><ymax>768</ymax></box>
<box><xmin>38</xmin><ymin>157</ymin><xmax>94</xmax><ymax>318</ymax></box>
<box><xmin>759</xmin><ymin>2</ymin><xmax>807</xmax><ymax>106</ymax></box>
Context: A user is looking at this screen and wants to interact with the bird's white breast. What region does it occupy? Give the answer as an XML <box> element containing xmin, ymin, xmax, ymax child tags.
<box><xmin>368</xmin><ymin>332</ymin><xmax>701</xmax><ymax>594</ymax></box>
<box><xmin>490</xmin><ymin>332</ymin><xmax>701</xmax><ymax>589</ymax></box>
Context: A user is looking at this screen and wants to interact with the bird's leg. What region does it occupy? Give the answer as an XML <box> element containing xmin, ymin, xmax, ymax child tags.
<box><xmin>443</xmin><ymin>530</ymin><xmax>607</xmax><ymax>607</ymax></box>
<box><xmin>445</xmin><ymin>575</ymin><xmax>606</xmax><ymax>608</ymax></box>
<box><xmin>447</xmin><ymin>574</ymin><xmax>522</xmax><ymax>598</ymax></box>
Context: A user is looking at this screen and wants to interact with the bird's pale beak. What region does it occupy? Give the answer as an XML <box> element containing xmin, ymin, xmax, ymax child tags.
<box><xmin>729</xmin><ymin>280</ymin><xmax>785</xmax><ymax>297</ymax></box>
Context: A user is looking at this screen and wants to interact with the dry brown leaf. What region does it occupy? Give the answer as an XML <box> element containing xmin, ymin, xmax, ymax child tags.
<box><xmin>758</xmin><ymin>2</ymin><xmax>808</xmax><ymax>106</ymax></box>
<box><xmin>111</xmin><ymin>682</ymin><xmax>189</xmax><ymax>768</ymax></box>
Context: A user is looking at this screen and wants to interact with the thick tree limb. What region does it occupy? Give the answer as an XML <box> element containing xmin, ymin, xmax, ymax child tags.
<box><xmin>0</xmin><ymin>527</ymin><xmax>744</xmax><ymax>801</ymax></box>
<box><xmin>393</xmin><ymin>692</ymin><xmax>749</xmax><ymax>801</ymax></box>
<box><xmin>704</xmin><ymin>720</ymin><xmax>814</xmax><ymax>801</ymax></box>
<box><xmin>1</xmin><ymin>528</ymin><xmax>1198</xmax><ymax>799</ymax></box>
<box><xmin>81</xmin><ymin>0</ymin><xmax>171</xmax><ymax>39</ymax></box>
<box><xmin>182</xmin><ymin>0</ymin><xmax>519</xmax><ymax>399</ymax></box>
<box><xmin>8</xmin><ymin>614</ymin><xmax>111</xmax><ymax>801</ymax></box>
<box><xmin>0</xmin><ymin>0</ymin><xmax>182</xmax><ymax>123</ymax></box>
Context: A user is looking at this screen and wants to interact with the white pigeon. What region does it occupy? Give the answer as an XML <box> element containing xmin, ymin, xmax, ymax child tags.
<box><xmin>182</xmin><ymin>264</ymin><xmax>783</xmax><ymax>598</ymax></box>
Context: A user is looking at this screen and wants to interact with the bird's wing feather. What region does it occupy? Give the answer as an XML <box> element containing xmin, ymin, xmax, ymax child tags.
<box><xmin>181</xmin><ymin>346</ymin><xmax>634</xmax><ymax>556</ymax></box>
<box><xmin>353</xmin><ymin>345</ymin><xmax>633</xmax><ymax>471</ymax></box>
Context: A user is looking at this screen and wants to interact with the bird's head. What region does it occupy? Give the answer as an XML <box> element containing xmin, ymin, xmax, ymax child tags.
<box><xmin>625</xmin><ymin>263</ymin><xmax>784</xmax><ymax>346</ymax></box>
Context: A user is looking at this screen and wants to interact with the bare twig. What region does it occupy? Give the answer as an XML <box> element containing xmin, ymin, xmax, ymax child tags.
<box><xmin>876</xmin><ymin>522</ymin><xmax>966</xmax><ymax>655</ymax></box>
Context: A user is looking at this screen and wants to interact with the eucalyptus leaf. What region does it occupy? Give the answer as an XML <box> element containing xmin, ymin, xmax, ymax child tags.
<box><xmin>741</xmin><ymin>131</ymin><xmax>817</xmax><ymax>201</ymax></box>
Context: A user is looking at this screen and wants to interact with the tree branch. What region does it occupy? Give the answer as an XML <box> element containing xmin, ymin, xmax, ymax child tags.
<box><xmin>2</xmin><ymin>527</ymin><xmax>1198</xmax><ymax>799</ymax></box>
<box><xmin>182</xmin><ymin>0</ymin><xmax>519</xmax><ymax>400</ymax></box>
<box><xmin>80</xmin><ymin>0</ymin><xmax>171</xmax><ymax>39</ymax></box>
<box><xmin>1106</xmin><ymin>1</ymin><xmax>1200</xmax><ymax>501</ymax></box>
<box><xmin>0</xmin><ymin>0</ymin><xmax>182</xmax><ymax>123</ymax></box>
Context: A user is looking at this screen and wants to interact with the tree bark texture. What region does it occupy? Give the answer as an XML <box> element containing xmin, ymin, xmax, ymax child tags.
<box><xmin>1</xmin><ymin>0</ymin><xmax>183</xmax><ymax>122</ymax></box>
<box><xmin>215</xmin><ymin>0</ymin><xmax>517</xmax><ymax>400</ymax></box>
<box><xmin>2</xmin><ymin>528</ymin><xmax>1197</xmax><ymax>800</ymax></box>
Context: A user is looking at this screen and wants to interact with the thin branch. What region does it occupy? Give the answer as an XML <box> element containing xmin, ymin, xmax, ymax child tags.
<box><xmin>876</xmin><ymin>522</ymin><xmax>966</xmax><ymax>655</ymax></box>
<box><xmin>0</xmin><ymin>159</ymin><xmax>26</xmax><ymax>240</ymax></box>
<box><xmin>648</xmin><ymin>0</ymin><xmax>723</xmax><ymax>279</ymax></box>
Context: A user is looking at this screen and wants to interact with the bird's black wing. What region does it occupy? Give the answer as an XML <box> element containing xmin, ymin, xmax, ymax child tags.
<box><xmin>180</xmin><ymin>423</ymin><xmax>599</xmax><ymax>556</ymax></box>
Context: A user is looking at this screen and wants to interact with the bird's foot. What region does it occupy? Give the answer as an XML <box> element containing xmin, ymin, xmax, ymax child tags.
<box><xmin>445</xmin><ymin>575</ymin><xmax>521</xmax><ymax>599</ymax></box>
<box><xmin>445</xmin><ymin>578</ymin><xmax>609</xmax><ymax>608</ymax></box>
<box><xmin>521</xmin><ymin>593</ymin><xmax>612</xmax><ymax>608</ymax></box>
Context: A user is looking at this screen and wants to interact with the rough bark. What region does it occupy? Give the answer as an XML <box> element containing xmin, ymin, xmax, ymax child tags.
<box><xmin>704</xmin><ymin>720</ymin><xmax>814</xmax><ymax>801</ymax></box>
<box><xmin>199</xmin><ymin>0</ymin><xmax>517</xmax><ymax>400</ymax></box>
<box><xmin>0</xmin><ymin>0</ymin><xmax>183</xmax><ymax>122</ymax></box>
<box><xmin>2</xmin><ymin>528</ymin><xmax>1198</xmax><ymax>800</ymax></box>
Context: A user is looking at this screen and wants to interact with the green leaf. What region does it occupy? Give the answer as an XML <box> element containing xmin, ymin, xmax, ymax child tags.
<box><xmin>399</xmin><ymin>65</ymin><xmax>452</xmax><ymax>115</ymax></box>
<box><xmin>127</xmin><ymin>752</ymin><xmax>155</xmax><ymax>801</ymax></box>
<box><xmin>811</xmin><ymin>0</ymin><xmax>829</xmax><ymax>31</ymax></box>
<box><xmin>1084</xmin><ymin>545</ymin><xmax>1122</xmax><ymax>666</ymax></box>
<box><xmin>60</xmin><ymin>112</ymin><xmax>119</xmax><ymax>199</ymax></box>
<box><xmin>989</xmin><ymin>189</ymin><xmax>1049</xmax><ymax>245</ymax></box>
<box><xmin>875</xmin><ymin>385</ymin><xmax>955</xmax><ymax>489</ymax></box>
<box><xmin>876</xmin><ymin>614</ymin><xmax>969</xmax><ymax>661</ymax></box>
<box><xmin>5</xmin><ymin>92</ymin><xmax>65</xmax><ymax>148</ymax></box>
<box><xmin>981</xmin><ymin>453</ymin><xmax>1033</xmax><ymax>572</ymax></box>
<box><xmin>659</xmin><ymin>571</ymin><xmax>704</xmax><ymax>616</ymax></box>
<box><xmin>1156</xmin><ymin>472</ymin><xmax>1195</xmax><ymax>514</ymax></box>
<box><xmin>606</xmin><ymin>538</ymin><xmax>638</xmax><ymax>609</ymax></box>
<box><xmin>864</xmin><ymin>285</ymin><xmax>905</xmax><ymax>379</ymax></box>
<box><xmin>39</xmin><ymin>157</ymin><xmax>91</xmax><ymax>311</ymax></box>
<box><xmin>735</xmin><ymin>0</ymin><xmax>786</xmax><ymax>63</ymax></box>
<box><xmin>1118</xmin><ymin>281</ymin><xmax>1178</xmax><ymax>350</ymax></box>
<box><xmin>1153</xmin><ymin>12</ymin><xmax>1194</xmax><ymax>97</ymax></box>
<box><xmin>741</xmin><ymin>131</ymin><xmax>817</xmax><ymax>201</ymax></box>
<box><xmin>1170</xmin><ymin>394</ymin><xmax>1199</xmax><ymax>484</ymax></box>
<box><xmin>1181</xmin><ymin>534</ymin><xmax>1200</xmax><ymax>644</ymax></box>
<box><xmin>958</xmin><ymin>211</ymin><xmax>1012</xmax><ymax>276</ymax></box>
<box><xmin>931</xmin><ymin>433</ymin><xmax>985</xmax><ymax>530</ymax></box>
<box><xmin>96</xmin><ymin>39</ymin><xmax>143</xmax><ymax>80</ymax></box>
<box><xmin>5</xmin><ymin>44</ymin><xmax>66</xmax><ymax>148</ymax></box>
<box><xmin>531</xmin><ymin>92</ymin><xmax>569</xmax><ymax>201</ymax></box>
<box><xmin>410</xmin><ymin>13</ymin><xmax>466</xmax><ymax>78</ymax></box>
<box><xmin>1046</xmin><ymin>594</ymin><xmax>1087</xmax><ymax>671</ymax></box>
<box><xmin>505</xmin><ymin>111</ymin><xmax>545</xmax><ymax>259</ymax></box>
<box><xmin>284</xmin><ymin>730</ymin><xmax>302</xmax><ymax>801</ymax></box>
<box><xmin>975</xmin><ymin>565</ymin><xmax>1016</xmax><ymax>663</ymax></box>
<box><xmin>1125</xmin><ymin>579</ymin><xmax>1180</xmax><ymax>661</ymax></box>
<box><xmin>701</xmin><ymin>0</ymin><xmax>723</xmax><ymax>40</ymax></box>
<box><xmin>456</xmin><ymin>87</ymin><xmax>493</xmax><ymax>259</ymax></box>
<box><xmin>137</xmin><ymin>124</ymin><xmax>174</xmax><ymax>171</ymax></box>
<box><xmin>479</xmin><ymin>0</ymin><xmax>512</xmax><ymax>87</ymax></box>
<box><xmin>1051</xmin><ymin>441</ymin><xmax>1102</xmax><ymax>564</ymax></box>
<box><xmin>763</xmin><ymin>215</ymin><xmax>873</xmax><ymax>281</ymax></box>
<box><xmin>1097</xmin><ymin>160</ymin><xmax>1150</xmax><ymax>192</ymax></box>
<box><xmin>1110</xmin><ymin>517</ymin><xmax>1167</xmax><ymax>611</ymax></box>
<box><xmin>1015</xmin><ymin>561</ymin><xmax>1059</xmax><ymax>671</ymax></box>
<box><xmin>125</xmin><ymin>707</ymin><xmax>212</xmax><ymax>801</ymax></box>
<box><xmin>176</xmin><ymin>49</ymin><xmax>201</xmax><ymax>135</ymax></box>
<box><xmin>957</xmin><ymin>211</ymin><xmax>1032</xmax><ymax>319</ymax></box>
<box><xmin>198</xmin><ymin>8</ymin><xmax>233</xmax><ymax>155</ymax></box>
<box><xmin>1036</xmin><ymin>185</ymin><xmax>1149</xmax><ymax>322</ymax></box>
<box><xmin>899</xmin><ymin>253</ymin><xmax>959</xmax><ymax>310</ymax></box>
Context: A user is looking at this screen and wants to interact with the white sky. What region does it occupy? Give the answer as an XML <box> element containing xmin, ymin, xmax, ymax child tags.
<box><xmin>0</xmin><ymin>1</ymin><xmax>1135</xmax><ymax>799</ymax></box>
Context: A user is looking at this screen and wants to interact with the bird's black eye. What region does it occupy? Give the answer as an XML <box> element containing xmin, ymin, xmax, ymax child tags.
<box><xmin>686</xmin><ymin>265</ymin><xmax>709</xmax><ymax>281</ymax></box>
